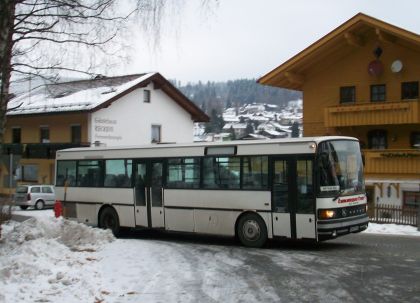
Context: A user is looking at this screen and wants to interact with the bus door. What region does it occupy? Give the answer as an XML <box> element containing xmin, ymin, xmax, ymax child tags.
<box><xmin>134</xmin><ymin>160</ymin><xmax>165</xmax><ymax>228</ymax></box>
<box><xmin>272</xmin><ymin>156</ymin><xmax>316</xmax><ymax>240</ymax></box>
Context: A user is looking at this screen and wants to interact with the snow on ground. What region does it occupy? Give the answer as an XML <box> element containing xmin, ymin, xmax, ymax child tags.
<box><xmin>0</xmin><ymin>217</ymin><xmax>115</xmax><ymax>303</ymax></box>
<box><xmin>12</xmin><ymin>208</ymin><xmax>55</xmax><ymax>219</ymax></box>
<box><xmin>0</xmin><ymin>211</ymin><xmax>419</xmax><ymax>303</ymax></box>
<box><xmin>365</xmin><ymin>222</ymin><xmax>420</xmax><ymax>236</ymax></box>
<box><xmin>1</xmin><ymin>216</ymin><xmax>280</xmax><ymax>303</ymax></box>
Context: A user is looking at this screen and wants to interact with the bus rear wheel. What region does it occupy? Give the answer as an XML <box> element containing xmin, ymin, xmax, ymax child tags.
<box><xmin>237</xmin><ymin>213</ymin><xmax>267</xmax><ymax>248</ymax></box>
<box><xmin>99</xmin><ymin>207</ymin><xmax>120</xmax><ymax>237</ymax></box>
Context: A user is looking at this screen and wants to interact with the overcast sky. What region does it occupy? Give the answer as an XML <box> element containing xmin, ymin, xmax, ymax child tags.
<box><xmin>120</xmin><ymin>0</ymin><xmax>420</xmax><ymax>84</ymax></box>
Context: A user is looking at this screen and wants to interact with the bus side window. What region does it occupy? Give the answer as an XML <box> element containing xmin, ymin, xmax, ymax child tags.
<box><xmin>296</xmin><ymin>160</ymin><xmax>314</xmax><ymax>214</ymax></box>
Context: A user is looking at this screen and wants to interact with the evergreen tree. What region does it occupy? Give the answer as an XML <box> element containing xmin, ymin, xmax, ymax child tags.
<box><xmin>229</xmin><ymin>126</ymin><xmax>236</xmax><ymax>140</ymax></box>
<box><xmin>291</xmin><ymin>122</ymin><xmax>300</xmax><ymax>138</ymax></box>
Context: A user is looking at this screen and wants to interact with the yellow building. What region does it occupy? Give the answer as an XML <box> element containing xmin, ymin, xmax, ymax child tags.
<box><xmin>0</xmin><ymin>73</ymin><xmax>208</xmax><ymax>195</ymax></box>
<box><xmin>259</xmin><ymin>13</ymin><xmax>420</xmax><ymax>208</ymax></box>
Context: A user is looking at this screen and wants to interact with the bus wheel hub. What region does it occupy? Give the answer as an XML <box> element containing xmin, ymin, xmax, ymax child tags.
<box><xmin>243</xmin><ymin>220</ymin><xmax>260</xmax><ymax>241</ymax></box>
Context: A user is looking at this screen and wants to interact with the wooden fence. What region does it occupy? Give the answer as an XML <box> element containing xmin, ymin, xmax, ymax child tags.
<box><xmin>369</xmin><ymin>204</ymin><xmax>418</xmax><ymax>226</ymax></box>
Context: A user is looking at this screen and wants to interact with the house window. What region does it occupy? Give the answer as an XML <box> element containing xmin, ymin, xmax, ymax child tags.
<box><xmin>71</xmin><ymin>125</ymin><xmax>81</xmax><ymax>144</ymax></box>
<box><xmin>371</xmin><ymin>84</ymin><xmax>386</xmax><ymax>102</ymax></box>
<box><xmin>151</xmin><ymin>125</ymin><xmax>161</xmax><ymax>143</ymax></box>
<box><xmin>16</xmin><ymin>164</ymin><xmax>39</xmax><ymax>182</ymax></box>
<box><xmin>403</xmin><ymin>191</ymin><xmax>419</xmax><ymax>208</ymax></box>
<box><xmin>402</xmin><ymin>81</ymin><xmax>419</xmax><ymax>100</ymax></box>
<box><xmin>144</xmin><ymin>90</ymin><xmax>151</xmax><ymax>103</ymax></box>
<box><xmin>368</xmin><ymin>129</ymin><xmax>387</xmax><ymax>149</ymax></box>
<box><xmin>12</xmin><ymin>127</ymin><xmax>21</xmax><ymax>143</ymax></box>
<box><xmin>40</xmin><ymin>126</ymin><xmax>50</xmax><ymax>143</ymax></box>
<box><xmin>411</xmin><ymin>132</ymin><xmax>420</xmax><ymax>148</ymax></box>
<box><xmin>340</xmin><ymin>86</ymin><xmax>355</xmax><ymax>104</ymax></box>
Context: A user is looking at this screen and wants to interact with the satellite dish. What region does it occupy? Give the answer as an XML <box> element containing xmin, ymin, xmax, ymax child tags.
<box><xmin>391</xmin><ymin>60</ymin><xmax>403</xmax><ymax>73</ymax></box>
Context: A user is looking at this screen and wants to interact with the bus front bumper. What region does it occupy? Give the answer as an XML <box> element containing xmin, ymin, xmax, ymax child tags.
<box><xmin>317</xmin><ymin>215</ymin><xmax>369</xmax><ymax>240</ymax></box>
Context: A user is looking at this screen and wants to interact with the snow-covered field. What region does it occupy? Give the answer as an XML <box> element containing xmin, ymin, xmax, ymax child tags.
<box><xmin>1</xmin><ymin>210</ymin><xmax>419</xmax><ymax>302</ymax></box>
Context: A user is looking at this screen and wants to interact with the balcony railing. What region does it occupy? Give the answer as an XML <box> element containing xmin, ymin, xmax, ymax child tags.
<box><xmin>324</xmin><ymin>100</ymin><xmax>419</xmax><ymax>127</ymax></box>
<box><xmin>363</xmin><ymin>149</ymin><xmax>420</xmax><ymax>177</ymax></box>
<box><xmin>1</xmin><ymin>143</ymin><xmax>90</xmax><ymax>159</ymax></box>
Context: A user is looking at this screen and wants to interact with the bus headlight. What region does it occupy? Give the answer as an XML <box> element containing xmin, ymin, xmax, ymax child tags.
<box><xmin>318</xmin><ymin>209</ymin><xmax>336</xmax><ymax>219</ymax></box>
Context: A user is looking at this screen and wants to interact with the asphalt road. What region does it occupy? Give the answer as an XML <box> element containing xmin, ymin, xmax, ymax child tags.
<box><xmin>7</xmin><ymin>213</ymin><xmax>420</xmax><ymax>302</ymax></box>
<box><xmin>120</xmin><ymin>230</ymin><xmax>420</xmax><ymax>303</ymax></box>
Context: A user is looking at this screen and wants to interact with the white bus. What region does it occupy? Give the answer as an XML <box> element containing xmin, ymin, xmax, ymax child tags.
<box><xmin>55</xmin><ymin>136</ymin><xmax>368</xmax><ymax>247</ymax></box>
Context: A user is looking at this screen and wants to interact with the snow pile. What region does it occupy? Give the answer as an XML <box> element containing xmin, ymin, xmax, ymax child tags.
<box><xmin>365</xmin><ymin>222</ymin><xmax>420</xmax><ymax>236</ymax></box>
<box><xmin>1</xmin><ymin>215</ymin><xmax>419</xmax><ymax>302</ymax></box>
<box><xmin>0</xmin><ymin>217</ymin><xmax>114</xmax><ymax>303</ymax></box>
<box><xmin>2</xmin><ymin>217</ymin><xmax>114</xmax><ymax>251</ymax></box>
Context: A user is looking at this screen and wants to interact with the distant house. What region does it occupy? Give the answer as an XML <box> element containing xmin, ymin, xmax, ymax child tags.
<box><xmin>1</xmin><ymin>72</ymin><xmax>208</xmax><ymax>194</ymax></box>
<box><xmin>222</xmin><ymin>123</ymin><xmax>247</xmax><ymax>139</ymax></box>
<box><xmin>259</xmin><ymin>13</ymin><xmax>420</xmax><ymax>208</ymax></box>
<box><xmin>257</xmin><ymin>122</ymin><xmax>291</xmax><ymax>138</ymax></box>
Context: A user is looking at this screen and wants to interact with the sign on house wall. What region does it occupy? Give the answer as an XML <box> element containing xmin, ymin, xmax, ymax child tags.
<box><xmin>90</xmin><ymin>86</ymin><xmax>195</xmax><ymax>147</ymax></box>
<box><xmin>93</xmin><ymin>117</ymin><xmax>122</xmax><ymax>143</ymax></box>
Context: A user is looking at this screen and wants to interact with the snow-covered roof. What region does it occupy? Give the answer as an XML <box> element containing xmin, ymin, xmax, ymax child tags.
<box><xmin>7</xmin><ymin>73</ymin><xmax>155</xmax><ymax>115</ymax></box>
<box><xmin>242</xmin><ymin>133</ymin><xmax>269</xmax><ymax>140</ymax></box>
<box><xmin>223</xmin><ymin>123</ymin><xmax>247</xmax><ymax>130</ymax></box>
<box><xmin>223</xmin><ymin>116</ymin><xmax>240</xmax><ymax>123</ymax></box>
<box><xmin>7</xmin><ymin>72</ymin><xmax>209</xmax><ymax>122</ymax></box>
<box><xmin>262</xmin><ymin>129</ymin><xmax>283</xmax><ymax>136</ymax></box>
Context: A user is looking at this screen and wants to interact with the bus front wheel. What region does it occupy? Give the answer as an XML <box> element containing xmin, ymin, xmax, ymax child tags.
<box><xmin>236</xmin><ymin>213</ymin><xmax>267</xmax><ymax>248</ymax></box>
<box><xmin>99</xmin><ymin>207</ymin><xmax>120</xmax><ymax>237</ymax></box>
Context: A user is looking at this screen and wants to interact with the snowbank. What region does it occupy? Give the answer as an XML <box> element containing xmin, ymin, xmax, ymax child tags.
<box><xmin>0</xmin><ymin>215</ymin><xmax>419</xmax><ymax>303</ymax></box>
<box><xmin>365</xmin><ymin>222</ymin><xmax>420</xmax><ymax>236</ymax></box>
<box><xmin>0</xmin><ymin>217</ymin><xmax>114</xmax><ymax>303</ymax></box>
<box><xmin>12</xmin><ymin>207</ymin><xmax>56</xmax><ymax>219</ymax></box>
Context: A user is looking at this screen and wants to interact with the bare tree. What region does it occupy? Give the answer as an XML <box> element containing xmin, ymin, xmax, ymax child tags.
<box><xmin>0</xmin><ymin>0</ymin><xmax>217</xmax><ymax>148</ymax></box>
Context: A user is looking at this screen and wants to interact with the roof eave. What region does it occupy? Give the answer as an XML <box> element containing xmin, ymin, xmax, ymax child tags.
<box><xmin>91</xmin><ymin>72</ymin><xmax>209</xmax><ymax>122</ymax></box>
<box><xmin>258</xmin><ymin>13</ymin><xmax>420</xmax><ymax>89</ymax></box>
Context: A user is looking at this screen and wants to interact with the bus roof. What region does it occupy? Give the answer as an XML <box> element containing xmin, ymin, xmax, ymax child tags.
<box><xmin>56</xmin><ymin>136</ymin><xmax>359</xmax><ymax>159</ymax></box>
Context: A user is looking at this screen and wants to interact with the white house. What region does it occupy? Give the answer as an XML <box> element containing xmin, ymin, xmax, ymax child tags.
<box><xmin>2</xmin><ymin>73</ymin><xmax>208</xmax><ymax>192</ymax></box>
<box><xmin>7</xmin><ymin>72</ymin><xmax>209</xmax><ymax>147</ymax></box>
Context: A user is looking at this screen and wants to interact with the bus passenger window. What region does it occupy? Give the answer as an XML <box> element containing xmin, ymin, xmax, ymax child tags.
<box><xmin>56</xmin><ymin>160</ymin><xmax>77</xmax><ymax>186</ymax></box>
<box><xmin>77</xmin><ymin>160</ymin><xmax>102</xmax><ymax>187</ymax></box>
<box><xmin>203</xmin><ymin>157</ymin><xmax>240</xmax><ymax>189</ymax></box>
<box><xmin>242</xmin><ymin>156</ymin><xmax>268</xmax><ymax>190</ymax></box>
<box><xmin>167</xmin><ymin>158</ymin><xmax>200</xmax><ymax>189</ymax></box>
<box><xmin>105</xmin><ymin>159</ymin><xmax>132</xmax><ymax>188</ymax></box>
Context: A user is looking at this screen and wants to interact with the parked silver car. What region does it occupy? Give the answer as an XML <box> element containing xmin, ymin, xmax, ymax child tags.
<box><xmin>14</xmin><ymin>185</ymin><xmax>55</xmax><ymax>210</ymax></box>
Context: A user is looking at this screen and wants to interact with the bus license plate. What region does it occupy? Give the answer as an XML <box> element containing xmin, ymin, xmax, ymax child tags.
<box><xmin>350</xmin><ymin>226</ymin><xmax>359</xmax><ymax>232</ymax></box>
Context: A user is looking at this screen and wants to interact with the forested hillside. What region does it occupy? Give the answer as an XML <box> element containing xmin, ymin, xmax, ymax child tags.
<box><xmin>176</xmin><ymin>79</ymin><xmax>301</xmax><ymax>113</ymax></box>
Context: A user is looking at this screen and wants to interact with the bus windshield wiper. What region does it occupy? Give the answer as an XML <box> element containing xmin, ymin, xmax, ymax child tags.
<box><xmin>332</xmin><ymin>189</ymin><xmax>345</xmax><ymax>201</ymax></box>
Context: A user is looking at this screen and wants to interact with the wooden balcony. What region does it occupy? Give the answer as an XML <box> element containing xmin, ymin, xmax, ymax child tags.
<box><xmin>363</xmin><ymin>149</ymin><xmax>420</xmax><ymax>178</ymax></box>
<box><xmin>324</xmin><ymin>100</ymin><xmax>419</xmax><ymax>127</ymax></box>
<box><xmin>1</xmin><ymin>143</ymin><xmax>90</xmax><ymax>159</ymax></box>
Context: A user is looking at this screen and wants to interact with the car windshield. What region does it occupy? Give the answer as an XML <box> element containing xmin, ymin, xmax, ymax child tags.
<box><xmin>16</xmin><ymin>186</ymin><xmax>28</xmax><ymax>193</ymax></box>
<box><xmin>317</xmin><ymin>140</ymin><xmax>365</xmax><ymax>197</ymax></box>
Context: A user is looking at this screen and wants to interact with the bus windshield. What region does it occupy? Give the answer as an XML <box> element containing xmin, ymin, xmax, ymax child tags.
<box><xmin>317</xmin><ymin>140</ymin><xmax>364</xmax><ymax>197</ymax></box>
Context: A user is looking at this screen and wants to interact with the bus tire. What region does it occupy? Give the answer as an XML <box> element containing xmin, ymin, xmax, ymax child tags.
<box><xmin>236</xmin><ymin>213</ymin><xmax>267</xmax><ymax>248</ymax></box>
<box><xmin>99</xmin><ymin>207</ymin><xmax>120</xmax><ymax>237</ymax></box>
